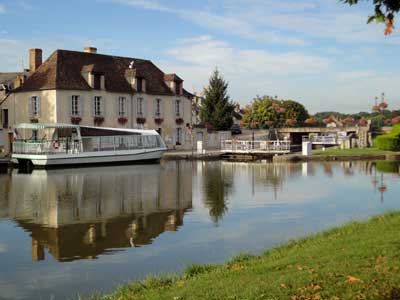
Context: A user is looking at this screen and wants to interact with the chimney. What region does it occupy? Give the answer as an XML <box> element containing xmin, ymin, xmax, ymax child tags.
<box><xmin>84</xmin><ymin>47</ymin><xmax>97</xmax><ymax>54</ymax></box>
<box><xmin>29</xmin><ymin>48</ymin><xmax>42</xmax><ymax>74</ymax></box>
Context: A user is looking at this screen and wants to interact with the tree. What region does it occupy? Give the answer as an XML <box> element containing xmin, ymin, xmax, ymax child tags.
<box><xmin>242</xmin><ymin>95</ymin><xmax>309</xmax><ymax>128</ymax></box>
<box><xmin>200</xmin><ymin>69</ymin><xmax>235</xmax><ymax>131</ymax></box>
<box><xmin>342</xmin><ymin>0</ymin><xmax>400</xmax><ymax>34</ymax></box>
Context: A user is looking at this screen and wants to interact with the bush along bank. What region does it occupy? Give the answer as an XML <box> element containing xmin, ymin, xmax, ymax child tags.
<box><xmin>375</xmin><ymin>124</ymin><xmax>400</xmax><ymax>151</ymax></box>
<box><xmin>99</xmin><ymin>212</ymin><xmax>400</xmax><ymax>300</ymax></box>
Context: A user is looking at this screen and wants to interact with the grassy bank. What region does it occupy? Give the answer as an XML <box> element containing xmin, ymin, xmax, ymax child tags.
<box><xmin>312</xmin><ymin>147</ymin><xmax>393</xmax><ymax>156</ymax></box>
<box><xmin>100</xmin><ymin>212</ymin><xmax>400</xmax><ymax>300</ymax></box>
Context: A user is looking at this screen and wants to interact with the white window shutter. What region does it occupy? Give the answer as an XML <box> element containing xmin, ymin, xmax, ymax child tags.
<box><xmin>143</xmin><ymin>97</ymin><xmax>147</xmax><ymax>117</ymax></box>
<box><xmin>172</xmin><ymin>99</ymin><xmax>176</xmax><ymax>118</ymax></box>
<box><xmin>37</xmin><ymin>96</ymin><xmax>41</xmax><ymax>117</ymax></box>
<box><xmin>102</xmin><ymin>97</ymin><xmax>106</xmax><ymax>116</ymax></box>
<box><xmin>116</xmin><ymin>97</ymin><xmax>120</xmax><ymax>117</ymax></box>
<box><xmin>80</xmin><ymin>96</ymin><xmax>84</xmax><ymax>117</ymax></box>
<box><xmin>69</xmin><ymin>96</ymin><xmax>73</xmax><ymax>116</ymax></box>
<box><xmin>28</xmin><ymin>97</ymin><xmax>32</xmax><ymax>117</ymax></box>
<box><xmin>92</xmin><ymin>97</ymin><xmax>95</xmax><ymax>116</ymax></box>
<box><xmin>180</xmin><ymin>100</ymin><xmax>184</xmax><ymax>119</ymax></box>
<box><xmin>153</xmin><ymin>98</ymin><xmax>157</xmax><ymax>117</ymax></box>
<box><xmin>161</xmin><ymin>99</ymin><xmax>164</xmax><ymax>118</ymax></box>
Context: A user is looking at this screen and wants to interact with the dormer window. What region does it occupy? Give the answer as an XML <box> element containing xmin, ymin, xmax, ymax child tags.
<box><xmin>93</xmin><ymin>74</ymin><xmax>101</xmax><ymax>90</ymax></box>
<box><xmin>137</xmin><ymin>78</ymin><xmax>143</xmax><ymax>93</ymax></box>
<box><xmin>175</xmin><ymin>82</ymin><xmax>181</xmax><ymax>95</ymax></box>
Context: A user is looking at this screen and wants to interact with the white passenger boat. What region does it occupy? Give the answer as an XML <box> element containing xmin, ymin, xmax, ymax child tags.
<box><xmin>11</xmin><ymin>123</ymin><xmax>167</xmax><ymax>167</ymax></box>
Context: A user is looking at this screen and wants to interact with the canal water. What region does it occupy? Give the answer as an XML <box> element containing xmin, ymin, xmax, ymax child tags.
<box><xmin>0</xmin><ymin>160</ymin><xmax>399</xmax><ymax>300</ymax></box>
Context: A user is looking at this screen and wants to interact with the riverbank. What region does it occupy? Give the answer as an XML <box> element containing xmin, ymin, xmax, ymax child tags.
<box><xmin>274</xmin><ymin>148</ymin><xmax>400</xmax><ymax>162</ymax></box>
<box><xmin>161</xmin><ymin>150</ymin><xmax>223</xmax><ymax>161</ymax></box>
<box><xmin>100</xmin><ymin>212</ymin><xmax>400</xmax><ymax>300</ymax></box>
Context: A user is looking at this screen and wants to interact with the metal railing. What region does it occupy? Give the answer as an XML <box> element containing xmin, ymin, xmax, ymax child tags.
<box><xmin>302</xmin><ymin>135</ymin><xmax>339</xmax><ymax>145</ymax></box>
<box><xmin>13</xmin><ymin>135</ymin><xmax>164</xmax><ymax>155</ymax></box>
<box><xmin>221</xmin><ymin>140</ymin><xmax>291</xmax><ymax>153</ymax></box>
<box><xmin>13</xmin><ymin>139</ymin><xmax>81</xmax><ymax>155</ymax></box>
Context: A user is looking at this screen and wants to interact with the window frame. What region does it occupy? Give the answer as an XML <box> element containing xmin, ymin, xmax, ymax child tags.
<box><xmin>155</xmin><ymin>98</ymin><xmax>162</xmax><ymax>117</ymax></box>
<box><xmin>94</xmin><ymin>96</ymin><xmax>102</xmax><ymax>116</ymax></box>
<box><xmin>137</xmin><ymin>97</ymin><xmax>144</xmax><ymax>116</ymax></box>
<box><xmin>71</xmin><ymin>95</ymin><xmax>80</xmax><ymax>116</ymax></box>
<box><xmin>30</xmin><ymin>96</ymin><xmax>39</xmax><ymax>117</ymax></box>
<box><xmin>175</xmin><ymin>99</ymin><xmax>181</xmax><ymax>117</ymax></box>
<box><xmin>118</xmin><ymin>96</ymin><xmax>126</xmax><ymax>117</ymax></box>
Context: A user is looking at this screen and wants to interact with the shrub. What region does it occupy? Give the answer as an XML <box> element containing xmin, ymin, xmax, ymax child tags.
<box><xmin>375</xmin><ymin>124</ymin><xmax>400</xmax><ymax>151</ymax></box>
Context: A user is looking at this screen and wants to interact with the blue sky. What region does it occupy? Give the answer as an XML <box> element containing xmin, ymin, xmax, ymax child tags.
<box><xmin>1</xmin><ymin>0</ymin><xmax>400</xmax><ymax>113</ymax></box>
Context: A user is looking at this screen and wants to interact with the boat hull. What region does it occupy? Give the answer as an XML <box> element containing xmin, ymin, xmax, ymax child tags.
<box><xmin>12</xmin><ymin>148</ymin><xmax>165</xmax><ymax>167</ymax></box>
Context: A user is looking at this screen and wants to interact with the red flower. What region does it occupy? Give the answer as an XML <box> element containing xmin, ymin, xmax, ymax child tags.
<box><xmin>94</xmin><ymin>116</ymin><xmax>104</xmax><ymax>126</ymax></box>
<box><xmin>392</xmin><ymin>117</ymin><xmax>400</xmax><ymax>124</ymax></box>
<box><xmin>304</xmin><ymin>118</ymin><xmax>317</xmax><ymax>125</ymax></box>
<box><xmin>285</xmin><ymin>119</ymin><xmax>297</xmax><ymax>126</ymax></box>
<box><xmin>358</xmin><ymin>118</ymin><xmax>368</xmax><ymax>126</ymax></box>
<box><xmin>71</xmin><ymin>116</ymin><xmax>82</xmax><ymax>125</ymax></box>
<box><xmin>176</xmin><ymin>118</ymin><xmax>184</xmax><ymax>125</ymax></box>
<box><xmin>155</xmin><ymin>118</ymin><xmax>164</xmax><ymax>125</ymax></box>
<box><xmin>118</xmin><ymin>117</ymin><xmax>128</xmax><ymax>125</ymax></box>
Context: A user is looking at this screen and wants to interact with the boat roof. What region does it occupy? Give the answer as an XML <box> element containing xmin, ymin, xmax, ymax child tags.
<box><xmin>14</xmin><ymin>123</ymin><xmax>160</xmax><ymax>135</ymax></box>
<box><xmin>15</xmin><ymin>123</ymin><xmax>80</xmax><ymax>130</ymax></box>
<box><xmin>81</xmin><ymin>126</ymin><xmax>160</xmax><ymax>136</ymax></box>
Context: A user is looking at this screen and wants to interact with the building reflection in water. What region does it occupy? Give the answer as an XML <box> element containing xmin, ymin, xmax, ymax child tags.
<box><xmin>1</xmin><ymin>162</ymin><xmax>192</xmax><ymax>262</ymax></box>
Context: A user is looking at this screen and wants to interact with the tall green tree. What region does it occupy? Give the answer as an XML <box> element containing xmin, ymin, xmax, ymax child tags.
<box><xmin>200</xmin><ymin>69</ymin><xmax>235</xmax><ymax>131</ymax></box>
<box><xmin>342</xmin><ymin>0</ymin><xmax>400</xmax><ymax>34</ymax></box>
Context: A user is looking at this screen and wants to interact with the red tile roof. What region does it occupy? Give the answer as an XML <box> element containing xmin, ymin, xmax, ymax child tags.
<box><xmin>164</xmin><ymin>73</ymin><xmax>183</xmax><ymax>82</ymax></box>
<box><xmin>16</xmin><ymin>49</ymin><xmax>186</xmax><ymax>96</ymax></box>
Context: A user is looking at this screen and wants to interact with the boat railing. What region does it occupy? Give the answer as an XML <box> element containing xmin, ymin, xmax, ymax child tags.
<box><xmin>13</xmin><ymin>139</ymin><xmax>81</xmax><ymax>155</ymax></box>
<box><xmin>13</xmin><ymin>135</ymin><xmax>163</xmax><ymax>155</ymax></box>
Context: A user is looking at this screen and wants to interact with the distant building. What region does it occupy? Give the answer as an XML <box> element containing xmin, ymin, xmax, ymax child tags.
<box><xmin>0</xmin><ymin>47</ymin><xmax>194</xmax><ymax>152</ymax></box>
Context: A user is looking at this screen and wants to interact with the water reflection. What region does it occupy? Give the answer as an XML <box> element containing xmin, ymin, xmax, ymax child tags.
<box><xmin>0</xmin><ymin>162</ymin><xmax>192</xmax><ymax>262</ymax></box>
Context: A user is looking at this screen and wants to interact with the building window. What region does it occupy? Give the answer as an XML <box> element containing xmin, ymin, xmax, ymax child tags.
<box><xmin>175</xmin><ymin>82</ymin><xmax>181</xmax><ymax>95</ymax></box>
<box><xmin>175</xmin><ymin>99</ymin><xmax>181</xmax><ymax>117</ymax></box>
<box><xmin>155</xmin><ymin>99</ymin><xmax>162</xmax><ymax>117</ymax></box>
<box><xmin>118</xmin><ymin>97</ymin><xmax>126</xmax><ymax>116</ymax></box>
<box><xmin>137</xmin><ymin>78</ymin><xmax>143</xmax><ymax>93</ymax></box>
<box><xmin>176</xmin><ymin>127</ymin><xmax>182</xmax><ymax>145</ymax></box>
<box><xmin>71</xmin><ymin>95</ymin><xmax>80</xmax><ymax>116</ymax></box>
<box><xmin>2</xmin><ymin>109</ymin><xmax>8</xmax><ymax>129</ymax></box>
<box><xmin>29</xmin><ymin>96</ymin><xmax>40</xmax><ymax>118</ymax></box>
<box><xmin>93</xmin><ymin>74</ymin><xmax>101</xmax><ymax>90</ymax></box>
<box><xmin>93</xmin><ymin>96</ymin><xmax>103</xmax><ymax>116</ymax></box>
<box><xmin>137</xmin><ymin>97</ymin><xmax>144</xmax><ymax>116</ymax></box>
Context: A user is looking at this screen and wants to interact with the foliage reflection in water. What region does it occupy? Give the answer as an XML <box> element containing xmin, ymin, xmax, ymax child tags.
<box><xmin>0</xmin><ymin>160</ymin><xmax>399</xmax><ymax>300</ymax></box>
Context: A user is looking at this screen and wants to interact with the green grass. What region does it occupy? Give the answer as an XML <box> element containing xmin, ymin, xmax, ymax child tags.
<box><xmin>98</xmin><ymin>212</ymin><xmax>400</xmax><ymax>300</ymax></box>
<box><xmin>312</xmin><ymin>147</ymin><xmax>393</xmax><ymax>156</ymax></box>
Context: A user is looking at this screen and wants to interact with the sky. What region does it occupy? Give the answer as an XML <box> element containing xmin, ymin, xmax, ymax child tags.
<box><xmin>0</xmin><ymin>0</ymin><xmax>400</xmax><ymax>113</ymax></box>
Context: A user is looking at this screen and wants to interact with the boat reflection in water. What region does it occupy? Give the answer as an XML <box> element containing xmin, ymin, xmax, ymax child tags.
<box><xmin>5</xmin><ymin>162</ymin><xmax>192</xmax><ymax>262</ymax></box>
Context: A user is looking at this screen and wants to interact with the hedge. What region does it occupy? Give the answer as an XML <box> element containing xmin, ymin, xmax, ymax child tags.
<box><xmin>375</xmin><ymin>124</ymin><xmax>400</xmax><ymax>151</ymax></box>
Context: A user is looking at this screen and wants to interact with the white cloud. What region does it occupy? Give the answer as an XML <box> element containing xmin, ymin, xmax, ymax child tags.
<box><xmin>159</xmin><ymin>35</ymin><xmax>329</xmax><ymax>107</ymax></box>
<box><xmin>112</xmin><ymin>0</ymin><xmax>170</xmax><ymax>12</ymax></box>
<box><xmin>110</xmin><ymin>0</ymin><xmax>307</xmax><ymax>46</ymax></box>
<box><xmin>0</xmin><ymin>4</ymin><xmax>6</xmax><ymax>13</ymax></box>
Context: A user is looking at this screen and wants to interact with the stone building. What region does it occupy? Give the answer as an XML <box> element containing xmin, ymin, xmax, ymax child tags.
<box><xmin>0</xmin><ymin>47</ymin><xmax>193</xmax><ymax>152</ymax></box>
